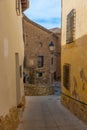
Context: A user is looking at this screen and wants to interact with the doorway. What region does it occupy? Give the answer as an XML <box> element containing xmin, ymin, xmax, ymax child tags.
<box><xmin>15</xmin><ymin>53</ymin><xmax>21</xmax><ymax>105</ymax></box>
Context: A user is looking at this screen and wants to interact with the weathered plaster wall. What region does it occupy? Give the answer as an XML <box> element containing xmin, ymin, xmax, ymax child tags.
<box><xmin>0</xmin><ymin>0</ymin><xmax>24</xmax><ymax>120</ymax></box>
<box><xmin>61</xmin><ymin>0</ymin><xmax>87</xmax><ymax>122</ymax></box>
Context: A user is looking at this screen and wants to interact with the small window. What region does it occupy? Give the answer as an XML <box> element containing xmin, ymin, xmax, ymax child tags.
<box><xmin>37</xmin><ymin>72</ymin><xmax>43</xmax><ymax>77</ymax></box>
<box><xmin>38</xmin><ymin>56</ymin><xmax>44</xmax><ymax>68</ymax></box>
<box><xmin>63</xmin><ymin>64</ymin><xmax>71</xmax><ymax>89</ymax></box>
<box><xmin>16</xmin><ymin>0</ymin><xmax>21</xmax><ymax>16</ymax></box>
<box><xmin>66</xmin><ymin>9</ymin><xmax>76</xmax><ymax>44</ymax></box>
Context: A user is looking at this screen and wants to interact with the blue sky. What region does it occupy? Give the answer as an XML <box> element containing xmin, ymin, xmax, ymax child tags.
<box><xmin>24</xmin><ymin>0</ymin><xmax>61</xmax><ymax>29</ymax></box>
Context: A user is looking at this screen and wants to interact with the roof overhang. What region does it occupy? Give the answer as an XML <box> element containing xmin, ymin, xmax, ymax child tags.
<box><xmin>21</xmin><ymin>0</ymin><xmax>29</xmax><ymax>12</ymax></box>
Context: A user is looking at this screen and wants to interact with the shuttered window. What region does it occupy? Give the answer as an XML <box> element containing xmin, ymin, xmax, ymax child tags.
<box><xmin>66</xmin><ymin>9</ymin><xmax>76</xmax><ymax>44</ymax></box>
<box><xmin>63</xmin><ymin>64</ymin><xmax>70</xmax><ymax>89</ymax></box>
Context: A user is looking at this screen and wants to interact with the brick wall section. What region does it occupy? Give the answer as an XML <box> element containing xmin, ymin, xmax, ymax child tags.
<box><xmin>23</xmin><ymin>15</ymin><xmax>60</xmax><ymax>83</ymax></box>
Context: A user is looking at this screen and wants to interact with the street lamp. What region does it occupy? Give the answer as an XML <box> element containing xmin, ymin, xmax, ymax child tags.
<box><xmin>48</xmin><ymin>41</ymin><xmax>55</xmax><ymax>84</ymax></box>
<box><xmin>48</xmin><ymin>41</ymin><xmax>55</xmax><ymax>53</ymax></box>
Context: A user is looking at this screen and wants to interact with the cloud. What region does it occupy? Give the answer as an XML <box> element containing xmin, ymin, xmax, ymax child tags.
<box><xmin>24</xmin><ymin>0</ymin><xmax>61</xmax><ymax>29</ymax></box>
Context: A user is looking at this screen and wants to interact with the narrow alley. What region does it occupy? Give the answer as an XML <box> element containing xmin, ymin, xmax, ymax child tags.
<box><xmin>17</xmin><ymin>94</ymin><xmax>87</xmax><ymax>130</ymax></box>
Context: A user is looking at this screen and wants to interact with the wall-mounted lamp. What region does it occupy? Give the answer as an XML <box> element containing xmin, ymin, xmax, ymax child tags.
<box><xmin>48</xmin><ymin>41</ymin><xmax>55</xmax><ymax>53</ymax></box>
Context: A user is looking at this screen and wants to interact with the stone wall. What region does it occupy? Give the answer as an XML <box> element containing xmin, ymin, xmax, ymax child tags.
<box><xmin>61</xmin><ymin>94</ymin><xmax>87</xmax><ymax>123</ymax></box>
<box><xmin>0</xmin><ymin>96</ymin><xmax>25</xmax><ymax>130</ymax></box>
<box><xmin>61</xmin><ymin>0</ymin><xmax>87</xmax><ymax>124</ymax></box>
<box><xmin>0</xmin><ymin>0</ymin><xmax>24</xmax><ymax>119</ymax></box>
<box><xmin>0</xmin><ymin>107</ymin><xmax>19</xmax><ymax>130</ymax></box>
<box><xmin>17</xmin><ymin>96</ymin><xmax>26</xmax><ymax>111</ymax></box>
<box><xmin>23</xmin><ymin>15</ymin><xmax>60</xmax><ymax>83</ymax></box>
<box><xmin>24</xmin><ymin>84</ymin><xmax>54</xmax><ymax>96</ymax></box>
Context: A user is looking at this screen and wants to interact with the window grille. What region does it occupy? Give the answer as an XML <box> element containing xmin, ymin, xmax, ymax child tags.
<box><xmin>63</xmin><ymin>64</ymin><xmax>71</xmax><ymax>89</ymax></box>
<box><xmin>66</xmin><ymin>9</ymin><xmax>76</xmax><ymax>44</ymax></box>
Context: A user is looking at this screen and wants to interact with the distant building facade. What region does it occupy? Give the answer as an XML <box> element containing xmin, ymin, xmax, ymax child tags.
<box><xmin>0</xmin><ymin>0</ymin><xmax>29</xmax><ymax>129</ymax></box>
<box><xmin>50</xmin><ymin>28</ymin><xmax>61</xmax><ymax>80</ymax></box>
<box><xmin>23</xmin><ymin>16</ymin><xmax>60</xmax><ymax>84</ymax></box>
<box><xmin>61</xmin><ymin>0</ymin><xmax>87</xmax><ymax>122</ymax></box>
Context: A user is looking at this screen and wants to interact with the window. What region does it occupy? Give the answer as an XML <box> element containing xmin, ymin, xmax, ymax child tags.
<box><xmin>63</xmin><ymin>64</ymin><xmax>71</xmax><ymax>89</ymax></box>
<box><xmin>38</xmin><ymin>56</ymin><xmax>44</xmax><ymax>67</ymax></box>
<box><xmin>66</xmin><ymin>9</ymin><xmax>76</xmax><ymax>44</ymax></box>
<box><xmin>37</xmin><ymin>72</ymin><xmax>43</xmax><ymax>77</ymax></box>
<box><xmin>16</xmin><ymin>0</ymin><xmax>21</xmax><ymax>16</ymax></box>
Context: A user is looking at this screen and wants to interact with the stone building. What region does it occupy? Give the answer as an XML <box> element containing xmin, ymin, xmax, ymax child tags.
<box><xmin>61</xmin><ymin>0</ymin><xmax>87</xmax><ymax>122</ymax></box>
<box><xmin>0</xmin><ymin>0</ymin><xmax>29</xmax><ymax>129</ymax></box>
<box><xmin>23</xmin><ymin>15</ymin><xmax>60</xmax><ymax>84</ymax></box>
<box><xmin>50</xmin><ymin>28</ymin><xmax>61</xmax><ymax>80</ymax></box>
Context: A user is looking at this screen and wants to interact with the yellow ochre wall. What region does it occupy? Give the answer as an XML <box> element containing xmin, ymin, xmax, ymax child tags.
<box><xmin>0</xmin><ymin>0</ymin><xmax>24</xmax><ymax>116</ymax></box>
<box><xmin>61</xmin><ymin>0</ymin><xmax>87</xmax><ymax>122</ymax></box>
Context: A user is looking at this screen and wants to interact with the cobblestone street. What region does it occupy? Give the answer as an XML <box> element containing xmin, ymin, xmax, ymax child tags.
<box><xmin>17</xmin><ymin>93</ymin><xmax>87</xmax><ymax>130</ymax></box>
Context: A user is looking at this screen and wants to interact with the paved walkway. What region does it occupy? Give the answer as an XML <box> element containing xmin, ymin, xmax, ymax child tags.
<box><xmin>17</xmin><ymin>95</ymin><xmax>87</xmax><ymax>130</ymax></box>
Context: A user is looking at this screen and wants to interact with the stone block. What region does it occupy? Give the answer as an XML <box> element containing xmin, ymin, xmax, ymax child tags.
<box><xmin>24</xmin><ymin>84</ymin><xmax>54</xmax><ymax>96</ymax></box>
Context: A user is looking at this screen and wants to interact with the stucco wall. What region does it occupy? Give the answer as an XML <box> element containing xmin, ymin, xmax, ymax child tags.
<box><xmin>0</xmin><ymin>0</ymin><xmax>24</xmax><ymax>115</ymax></box>
<box><xmin>61</xmin><ymin>0</ymin><xmax>87</xmax><ymax>45</ymax></box>
<box><xmin>61</xmin><ymin>0</ymin><xmax>87</xmax><ymax>122</ymax></box>
<box><xmin>62</xmin><ymin>35</ymin><xmax>87</xmax><ymax>102</ymax></box>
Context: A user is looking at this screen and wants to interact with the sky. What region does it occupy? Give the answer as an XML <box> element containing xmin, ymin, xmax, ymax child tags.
<box><xmin>24</xmin><ymin>0</ymin><xmax>61</xmax><ymax>29</ymax></box>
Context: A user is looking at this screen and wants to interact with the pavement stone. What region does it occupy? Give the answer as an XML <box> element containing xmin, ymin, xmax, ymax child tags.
<box><xmin>17</xmin><ymin>94</ymin><xmax>87</xmax><ymax>130</ymax></box>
